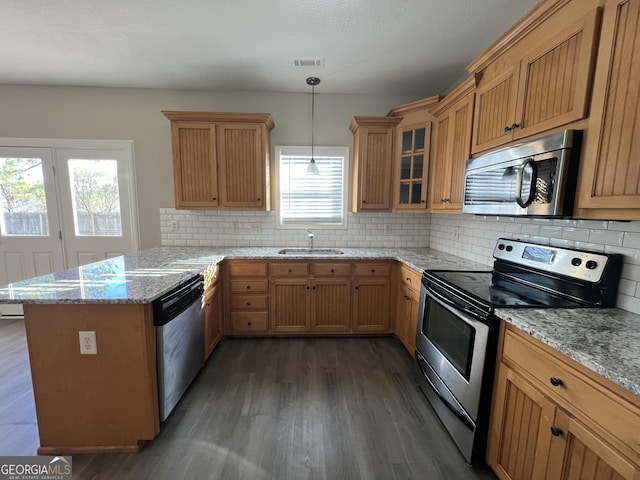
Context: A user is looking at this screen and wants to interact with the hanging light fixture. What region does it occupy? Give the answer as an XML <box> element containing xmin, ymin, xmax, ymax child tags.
<box><xmin>306</xmin><ymin>76</ymin><xmax>320</xmax><ymax>176</ymax></box>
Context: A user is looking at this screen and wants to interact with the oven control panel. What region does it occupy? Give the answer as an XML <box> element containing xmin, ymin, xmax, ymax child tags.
<box><xmin>493</xmin><ymin>239</ymin><xmax>611</xmax><ymax>283</ymax></box>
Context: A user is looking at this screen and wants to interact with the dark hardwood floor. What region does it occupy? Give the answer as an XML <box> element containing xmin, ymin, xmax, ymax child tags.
<box><xmin>1</xmin><ymin>319</ymin><xmax>497</xmax><ymax>479</ymax></box>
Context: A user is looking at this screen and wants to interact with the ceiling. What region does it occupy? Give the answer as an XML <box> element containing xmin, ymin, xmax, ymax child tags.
<box><xmin>1</xmin><ymin>0</ymin><xmax>539</xmax><ymax>96</ymax></box>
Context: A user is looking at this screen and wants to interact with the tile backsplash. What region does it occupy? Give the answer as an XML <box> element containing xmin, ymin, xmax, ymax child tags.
<box><xmin>159</xmin><ymin>208</ymin><xmax>430</xmax><ymax>248</ymax></box>
<box><xmin>160</xmin><ymin>209</ymin><xmax>640</xmax><ymax>315</ymax></box>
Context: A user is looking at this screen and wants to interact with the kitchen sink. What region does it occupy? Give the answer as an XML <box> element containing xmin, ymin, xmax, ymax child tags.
<box><xmin>277</xmin><ymin>248</ymin><xmax>344</xmax><ymax>256</ymax></box>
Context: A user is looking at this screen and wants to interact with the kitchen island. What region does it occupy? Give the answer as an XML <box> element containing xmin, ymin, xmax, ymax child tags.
<box><xmin>1</xmin><ymin>246</ymin><xmax>638</xmax><ymax>455</ymax></box>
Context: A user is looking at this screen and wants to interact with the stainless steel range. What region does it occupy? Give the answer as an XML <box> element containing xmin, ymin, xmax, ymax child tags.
<box><xmin>415</xmin><ymin>238</ymin><xmax>622</xmax><ymax>465</ymax></box>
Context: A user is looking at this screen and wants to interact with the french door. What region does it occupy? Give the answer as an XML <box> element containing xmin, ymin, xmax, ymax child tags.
<box><xmin>0</xmin><ymin>140</ymin><xmax>139</xmax><ymax>316</ymax></box>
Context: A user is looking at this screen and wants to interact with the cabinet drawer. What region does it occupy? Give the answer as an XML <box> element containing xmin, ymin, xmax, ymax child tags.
<box><xmin>503</xmin><ymin>327</ymin><xmax>640</xmax><ymax>458</ymax></box>
<box><xmin>354</xmin><ymin>263</ymin><xmax>391</xmax><ymax>277</ymax></box>
<box><xmin>228</xmin><ymin>262</ymin><xmax>268</xmax><ymax>277</ymax></box>
<box><xmin>231</xmin><ymin>312</ymin><xmax>268</xmax><ymax>332</ymax></box>
<box><xmin>312</xmin><ymin>262</ymin><xmax>352</xmax><ymax>277</ymax></box>
<box><xmin>270</xmin><ymin>262</ymin><xmax>309</xmax><ymax>277</ymax></box>
<box><xmin>230</xmin><ymin>279</ymin><xmax>268</xmax><ymax>293</ymax></box>
<box><xmin>399</xmin><ymin>264</ymin><xmax>422</xmax><ymax>292</ymax></box>
<box><xmin>230</xmin><ymin>294</ymin><xmax>268</xmax><ymax>310</ymax></box>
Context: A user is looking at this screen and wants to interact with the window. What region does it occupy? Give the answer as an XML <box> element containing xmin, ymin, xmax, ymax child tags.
<box><xmin>276</xmin><ymin>146</ymin><xmax>348</xmax><ymax>227</ymax></box>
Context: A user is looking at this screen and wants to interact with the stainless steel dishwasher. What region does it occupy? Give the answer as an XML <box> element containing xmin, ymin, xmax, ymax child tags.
<box><xmin>153</xmin><ymin>274</ymin><xmax>204</xmax><ymax>422</ymax></box>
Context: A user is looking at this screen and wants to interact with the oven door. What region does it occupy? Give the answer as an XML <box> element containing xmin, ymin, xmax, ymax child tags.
<box><xmin>415</xmin><ymin>282</ymin><xmax>490</xmax><ymax>421</ymax></box>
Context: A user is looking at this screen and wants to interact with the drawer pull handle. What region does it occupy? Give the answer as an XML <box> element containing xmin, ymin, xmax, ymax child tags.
<box><xmin>247</xmin><ymin>322</ymin><xmax>252</xmax><ymax>326</ymax></box>
<box><xmin>288</xmin><ymin>269</ymin><xmax>292</xmax><ymax>273</ymax></box>
<box><xmin>331</xmin><ymin>269</ymin><xmax>335</xmax><ymax>273</ymax></box>
<box><xmin>550</xmin><ymin>377</ymin><xmax>563</xmax><ymax>387</ymax></box>
<box><xmin>246</xmin><ymin>302</ymin><xmax>251</xmax><ymax>306</ymax></box>
<box><xmin>550</xmin><ymin>426</ymin><xmax>563</xmax><ymax>437</ymax></box>
<box><xmin>371</xmin><ymin>269</ymin><xmax>375</xmax><ymax>273</ymax></box>
<box><xmin>246</xmin><ymin>285</ymin><xmax>251</xmax><ymax>290</ymax></box>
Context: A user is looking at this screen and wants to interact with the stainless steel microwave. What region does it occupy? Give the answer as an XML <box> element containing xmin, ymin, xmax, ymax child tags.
<box><xmin>462</xmin><ymin>130</ymin><xmax>581</xmax><ymax>217</ymax></box>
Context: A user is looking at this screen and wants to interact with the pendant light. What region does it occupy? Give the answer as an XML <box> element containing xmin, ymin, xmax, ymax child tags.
<box><xmin>306</xmin><ymin>77</ymin><xmax>320</xmax><ymax>176</ymax></box>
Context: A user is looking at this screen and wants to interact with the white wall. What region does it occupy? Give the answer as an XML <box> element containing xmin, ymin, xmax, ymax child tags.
<box><xmin>430</xmin><ymin>214</ymin><xmax>640</xmax><ymax>315</ymax></box>
<box><xmin>0</xmin><ymin>84</ymin><xmax>418</xmax><ymax>249</ymax></box>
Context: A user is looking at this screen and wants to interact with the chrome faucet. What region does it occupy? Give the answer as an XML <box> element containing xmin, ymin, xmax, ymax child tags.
<box><xmin>306</xmin><ymin>229</ymin><xmax>314</xmax><ymax>249</ymax></box>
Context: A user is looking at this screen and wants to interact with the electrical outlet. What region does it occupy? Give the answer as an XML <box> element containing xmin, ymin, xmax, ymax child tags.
<box><xmin>169</xmin><ymin>220</ymin><xmax>179</xmax><ymax>231</ymax></box>
<box><xmin>231</xmin><ymin>222</ymin><xmax>240</xmax><ymax>233</ymax></box>
<box><xmin>452</xmin><ymin>227</ymin><xmax>459</xmax><ymax>239</ymax></box>
<box><xmin>384</xmin><ymin>224</ymin><xmax>392</xmax><ymax>235</ymax></box>
<box><xmin>79</xmin><ymin>331</ymin><xmax>97</xmax><ymax>355</ymax></box>
<box><xmin>250</xmin><ymin>223</ymin><xmax>262</xmax><ymax>233</ymax></box>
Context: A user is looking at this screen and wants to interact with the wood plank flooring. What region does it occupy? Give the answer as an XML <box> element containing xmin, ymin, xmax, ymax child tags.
<box><xmin>1</xmin><ymin>320</ymin><xmax>497</xmax><ymax>479</ymax></box>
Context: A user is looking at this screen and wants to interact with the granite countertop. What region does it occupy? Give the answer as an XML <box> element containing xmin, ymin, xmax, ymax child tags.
<box><xmin>496</xmin><ymin>308</ymin><xmax>640</xmax><ymax>397</ymax></box>
<box><xmin>0</xmin><ymin>246</ymin><xmax>484</xmax><ymax>305</ymax></box>
<box><xmin>1</xmin><ymin>246</ymin><xmax>637</xmax><ymax>398</ymax></box>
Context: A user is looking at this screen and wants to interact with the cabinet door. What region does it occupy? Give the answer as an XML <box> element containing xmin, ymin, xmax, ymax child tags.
<box><xmin>395</xmin><ymin>284</ymin><xmax>414</xmax><ymax>353</ymax></box>
<box><xmin>217</xmin><ymin>123</ymin><xmax>265</xmax><ymax>209</ymax></box>
<box><xmin>431</xmin><ymin>92</ymin><xmax>474</xmax><ymax>212</ymax></box>
<box><xmin>353</xmin><ymin>126</ymin><xmax>395</xmax><ymax>211</ymax></box>
<box><xmin>393</xmin><ymin>122</ymin><xmax>431</xmax><ymax>211</ymax></box>
<box><xmin>171</xmin><ymin>122</ymin><xmax>219</xmax><ymax>209</ymax></box>
<box><xmin>269</xmin><ymin>278</ymin><xmax>310</xmax><ymax>333</ymax></box>
<box><xmin>514</xmin><ymin>8</ymin><xmax>601</xmax><ymax>141</ymax></box>
<box><xmin>576</xmin><ymin>0</ymin><xmax>640</xmax><ymax>218</ymax></box>
<box><xmin>547</xmin><ymin>411</ymin><xmax>639</xmax><ymax>480</ymax></box>
<box><xmin>488</xmin><ymin>366</ymin><xmax>557</xmax><ymax>480</ymax></box>
<box><xmin>311</xmin><ymin>278</ymin><xmax>351</xmax><ymax>332</ymax></box>
<box><xmin>352</xmin><ymin>278</ymin><xmax>391</xmax><ymax>332</ymax></box>
<box><xmin>204</xmin><ymin>284</ymin><xmax>222</xmax><ymax>360</ymax></box>
<box><xmin>472</xmin><ymin>67</ymin><xmax>519</xmax><ymax>154</ymax></box>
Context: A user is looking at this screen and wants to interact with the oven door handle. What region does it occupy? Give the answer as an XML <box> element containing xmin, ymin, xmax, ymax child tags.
<box><xmin>416</xmin><ymin>352</ymin><xmax>475</xmax><ymax>431</ymax></box>
<box><xmin>425</xmin><ymin>284</ymin><xmax>486</xmax><ymax>321</ymax></box>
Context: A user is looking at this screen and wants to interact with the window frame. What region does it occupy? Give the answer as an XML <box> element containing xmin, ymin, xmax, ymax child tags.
<box><xmin>273</xmin><ymin>145</ymin><xmax>349</xmax><ymax>230</ymax></box>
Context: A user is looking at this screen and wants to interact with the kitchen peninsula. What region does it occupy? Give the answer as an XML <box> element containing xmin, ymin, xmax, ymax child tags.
<box><xmin>0</xmin><ymin>247</ymin><xmax>638</xmax><ymax>457</ymax></box>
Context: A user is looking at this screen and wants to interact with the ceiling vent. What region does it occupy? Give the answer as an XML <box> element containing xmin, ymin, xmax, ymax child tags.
<box><xmin>293</xmin><ymin>58</ymin><xmax>324</xmax><ymax>67</ymax></box>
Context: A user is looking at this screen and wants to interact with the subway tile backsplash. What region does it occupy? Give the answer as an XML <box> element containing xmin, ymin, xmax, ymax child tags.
<box><xmin>159</xmin><ymin>208</ymin><xmax>430</xmax><ymax>249</ymax></box>
<box><xmin>160</xmin><ymin>209</ymin><xmax>640</xmax><ymax>315</ymax></box>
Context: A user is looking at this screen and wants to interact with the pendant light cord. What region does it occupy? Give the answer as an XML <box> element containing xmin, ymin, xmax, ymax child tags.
<box><xmin>311</xmin><ymin>81</ymin><xmax>315</xmax><ymax>161</ymax></box>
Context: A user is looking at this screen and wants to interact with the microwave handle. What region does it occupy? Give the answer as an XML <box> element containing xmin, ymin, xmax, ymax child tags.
<box><xmin>515</xmin><ymin>158</ymin><xmax>538</xmax><ymax>208</ymax></box>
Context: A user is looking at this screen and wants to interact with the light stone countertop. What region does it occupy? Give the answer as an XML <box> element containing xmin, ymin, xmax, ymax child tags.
<box><xmin>0</xmin><ymin>246</ymin><xmax>637</xmax><ymax>398</ymax></box>
<box><xmin>496</xmin><ymin>308</ymin><xmax>640</xmax><ymax>397</ymax></box>
<box><xmin>0</xmin><ymin>246</ymin><xmax>484</xmax><ymax>305</ymax></box>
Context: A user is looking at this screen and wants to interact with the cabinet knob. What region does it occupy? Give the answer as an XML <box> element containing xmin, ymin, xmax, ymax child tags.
<box><xmin>247</xmin><ymin>321</ymin><xmax>252</xmax><ymax>326</ymax></box>
<box><xmin>206</xmin><ymin>303</ymin><xmax>211</xmax><ymax>307</ymax></box>
<box><xmin>331</xmin><ymin>269</ymin><xmax>335</xmax><ymax>273</ymax></box>
<box><xmin>306</xmin><ymin>286</ymin><xmax>310</xmax><ymax>290</ymax></box>
<box><xmin>371</xmin><ymin>269</ymin><xmax>375</xmax><ymax>273</ymax></box>
<box><xmin>246</xmin><ymin>285</ymin><xmax>251</xmax><ymax>290</ymax></box>
<box><xmin>246</xmin><ymin>302</ymin><xmax>251</xmax><ymax>306</ymax></box>
<box><xmin>355</xmin><ymin>286</ymin><xmax>359</xmax><ymax>290</ymax></box>
<box><xmin>257</xmin><ymin>198</ymin><xmax>261</xmax><ymax>201</ymax></box>
<box><xmin>363</xmin><ymin>200</ymin><xmax>367</xmax><ymax>204</ymax></box>
<box><xmin>550</xmin><ymin>377</ymin><xmax>563</xmax><ymax>387</ymax></box>
<box><xmin>312</xmin><ymin>286</ymin><xmax>316</xmax><ymax>290</ymax></box>
<box><xmin>212</xmin><ymin>197</ymin><xmax>217</xmax><ymax>201</ymax></box>
<box><xmin>288</xmin><ymin>269</ymin><xmax>292</xmax><ymax>273</ymax></box>
<box><xmin>550</xmin><ymin>426</ymin><xmax>563</xmax><ymax>437</ymax></box>
<box><xmin>421</xmin><ymin>200</ymin><xmax>426</xmax><ymax>203</ymax></box>
<box><xmin>406</xmin><ymin>277</ymin><xmax>411</xmax><ymax>282</ymax></box>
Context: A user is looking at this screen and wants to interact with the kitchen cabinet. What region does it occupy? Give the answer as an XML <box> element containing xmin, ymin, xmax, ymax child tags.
<box><xmin>163</xmin><ymin>111</ymin><xmax>274</xmax><ymax>210</ymax></box>
<box><xmin>394</xmin><ymin>263</ymin><xmax>421</xmax><ymax>356</ymax></box>
<box><xmin>575</xmin><ymin>0</ymin><xmax>640</xmax><ymax>220</ymax></box>
<box><xmin>430</xmin><ymin>77</ymin><xmax>475</xmax><ymax>212</ymax></box>
<box><xmin>388</xmin><ymin>97</ymin><xmax>439</xmax><ymax>212</ymax></box>
<box><xmin>350</xmin><ymin>116</ymin><xmax>403</xmax><ymax>212</ymax></box>
<box><xmin>352</xmin><ymin>262</ymin><xmax>392</xmax><ymax>333</ymax></box>
<box><xmin>470</xmin><ymin>8</ymin><xmax>601</xmax><ymax>154</ymax></box>
<box><xmin>226</xmin><ymin>261</ymin><xmax>269</xmax><ymax>334</ymax></box>
<box><xmin>487</xmin><ymin>323</ymin><xmax>640</xmax><ymax>480</ymax></box>
<box><xmin>203</xmin><ymin>265</ymin><xmax>222</xmax><ymax>360</ymax></box>
<box><xmin>269</xmin><ymin>262</ymin><xmax>351</xmax><ymax>333</ymax></box>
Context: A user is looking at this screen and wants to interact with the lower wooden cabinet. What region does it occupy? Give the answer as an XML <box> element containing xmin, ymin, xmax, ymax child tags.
<box><xmin>310</xmin><ymin>278</ymin><xmax>351</xmax><ymax>332</ymax></box>
<box><xmin>487</xmin><ymin>323</ymin><xmax>640</xmax><ymax>480</ymax></box>
<box><xmin>203</xmin><ymin>283</ymin><xmax>222</xmax><ymax>360</ymax></box>
<box><xmin>270</xmin><ymin>278</ymin><xmax>310</xmax><ymax>333</ymax></box>
<box><xmin>394</xmin><ymin>264</ymin><xmax>422</xmax><ymax>355</ymax></box>
<box><xmin>352</xmin><ymin>277</ymin><xmax>391</xmax><ymax>333</ymax></box>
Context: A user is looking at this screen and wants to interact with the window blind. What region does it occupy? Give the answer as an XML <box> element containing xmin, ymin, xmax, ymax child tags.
<box><xmin>279</xmin><ymin>153</ymin><xmax>345</xmax><ymax>225</ymax></box>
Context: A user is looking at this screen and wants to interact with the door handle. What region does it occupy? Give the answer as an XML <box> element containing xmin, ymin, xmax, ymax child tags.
<box><xmin>515</xmin><ymin>158</ymin><xmax>538</xmax><ymax>208</ymax></box>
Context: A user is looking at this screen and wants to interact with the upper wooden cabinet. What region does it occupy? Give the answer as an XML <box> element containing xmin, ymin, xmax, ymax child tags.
<box><xmin>163</xmin><ymin>111</ymin><xmax>274</xmax><ymax>210</ymax></box>
<box><xmin>470</xmin><ymin>7</ymin><xmax>601</xmax><ymax>153</ymax></box>
<box><xmin>430</xmin><ymin>77</ymin><xmax>476</xmax><ymax>213</ymax></box>
<box><xmin>350</xmin><ymin>116</ymin><xmax>403</xmax><ymax>212</ymax></box>
<box><xmin>388</xmin><ymin>97</ymin><xmax>439</xmax><ymax>212</ymax></box>
<box><xmin>575</xmin><ymin>0</ymin><xmax>640</xmax><ymax>220</ymax></box>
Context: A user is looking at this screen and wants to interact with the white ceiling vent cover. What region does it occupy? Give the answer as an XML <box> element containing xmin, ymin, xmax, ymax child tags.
<box><xmin>293</xmin><ymin>58</ymin><xmax>324</xmax><ymax>67</ymax></box>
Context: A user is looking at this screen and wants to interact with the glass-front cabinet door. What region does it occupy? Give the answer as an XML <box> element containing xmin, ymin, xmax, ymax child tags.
<box><xmin>394</xmin><ymin>121</ymin><xmax>431</xmax><ymax>211</ymax></box>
